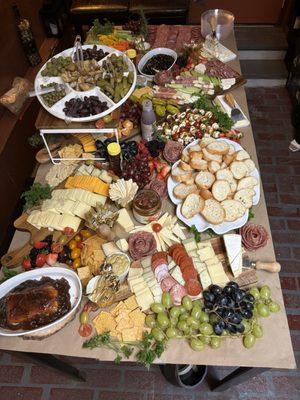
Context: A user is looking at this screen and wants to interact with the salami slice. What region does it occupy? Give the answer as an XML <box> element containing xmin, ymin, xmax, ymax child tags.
<box><xmin>161</xmin><ymin>276</ymin><xmax>177</xmax><ymax>292</ymax></box>
<box><xmin>185</xmin><ymin>279</ymin><xmax>202</xmax><ymax>296</ymax></box>
<box><xmin>182</xmin><ymin>267</ymin><xmax>198</xmax><ymax>282</ymax></box>
<box><xmin>163</xmin><ymin>140</ymin><xmax>183</xmax><ymax>163</ymax></box>
<box><xmin>239</xmin><ymin>223</ymin><xmax>269</xmax><ymax>251</ymax></box>
<box><xmin>170</xmin><ymin>283</ymin><xmax>187</xmax><ymax>305</ymax></box>
<box><xmin>155</xmin><ymin>264</ymin><xmax>169</xmax><ymax>283</ymax></box>
<box><xmin>128</xmin><ymin>231</ymin><xmax>157</xmax><ymax>260</ymax></box>
<box><xmin>149</xmin><ymin>179</ymin><xmax>167</xmax><ymax>198</ymax></box>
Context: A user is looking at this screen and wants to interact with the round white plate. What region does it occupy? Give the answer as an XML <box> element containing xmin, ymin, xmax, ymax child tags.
<box><xmin>167</xmin><ymin>138</ymin><xmax>260</xmax><ymax>234</ymax></box>
<box><xmin>0</xmin><ymin>265</ymin><xmax>82</xmax><ymax>337</ymax></box>
<box><xmin>34</xmin><ymin>45</ymin><xmax>137</xmax><ymax>122</ymax></box>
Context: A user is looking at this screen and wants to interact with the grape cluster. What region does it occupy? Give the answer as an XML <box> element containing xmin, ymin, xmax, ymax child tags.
<box><xmin>146</xmin><ymin>283</ymin><xmax>280</xmax><ymax>352</ymax></box>
<box><xmin>120</xmin><ymin>100</ymin><xmax>142</xmax><ymax>128</ymax></box>
<box><xmin>123</xmin><ymin>20</ymin><xmax>142</xmax><ymax>34</ymax></box>
<box><xmin>95</xmin><ymin>138</ymin><xmax>138</xmax><ymax>161</ymax></box>
<box><xmin>122</xmin><ymin>151</ymin><xmax>151</xmax><ymax>188</ymax></box>
<box><xmin>145</xmin><ymin>139</ymin><xmax>165</xmax><ymax>158</ymax></box>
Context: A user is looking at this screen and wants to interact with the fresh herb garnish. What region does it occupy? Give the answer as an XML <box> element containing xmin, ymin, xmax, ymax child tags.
<box><xmin>139</xmin><ymin>9</ymin><xmax>148</xmax><ymax>37</ymax></box>
<box><xmin>190</xmin><ymin>225</ymin><xmax>201</xmax><ymax>242</ymax></box>
<box><xmin>193</xmin><ymin>94</ymin><xmax>234</xmax><ymax>131</ymax></box>
<box><xmin>83</xmin><ymin>331</ymin><xmax>166</xmax><ymax>369</ymax></box>
<box><xmin>90</xmin><ymin>19</ymin><xmax>114</xmax><ymax>37</ymax></box>
<box><xmin>21</xmin><ymin>183</ymin><xmax>51</xmax><ymax>211</ymax></box>
<box><xmin>248</xmin><ymin>208</ymin><xmax>254</xmax><ymax>221</ymax></box>
<box><xmin>0</xmin><ymin>266</ymin><xmax>19</xmax><ymax>283</ymax></box>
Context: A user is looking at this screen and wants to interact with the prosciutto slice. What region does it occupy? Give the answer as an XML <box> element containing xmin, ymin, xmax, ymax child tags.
<box><xmin>240</xmin><ymin>223</ymin><xmax>269</xmax><ymax>251</ymax></box>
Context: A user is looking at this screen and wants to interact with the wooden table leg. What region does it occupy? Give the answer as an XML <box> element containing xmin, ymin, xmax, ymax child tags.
<box><xmin>8</xmin><ymin>351</ymin><xmax>86</xmax><ymax>382</ymax></box>
<box><xmin>210</xmin><ymin>366</ymin><xmax>269</xmax><ymax>392</ymax></box>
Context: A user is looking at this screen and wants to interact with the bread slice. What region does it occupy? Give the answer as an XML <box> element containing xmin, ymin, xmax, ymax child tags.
<box><xmin>212</xmin><ymin>180</ymin><xmax>231</xmax><ymax>202</ymax></box>
<box><xmin>200</xmin><ymin>137</ymin><xmax>215</xmax><ymax>148</ymax></box>
<box><xmin>173</xmin><ymin>183</ymin><xmax>198</xmax><ymax>199</ymax></box>
<box><xmin>188</xmin><ymin>144</ymin><xmax>202</xmax><ymax>153</ymax></box>
<box><xmin>195</xmin><ymin>171</ymin><xmax>215</xmax><ymax>189</ymax></box>
<box><xmin>223</xmin><ymin>154</ymin><xmax>235</xmax><ymax>166</ymax></box>
<box><xmin>228</xmin><ymin>143</ymin><xmax>235</xmax><ymax>155</ymax></box>
<box><xmin>221</xmin><ymin>199</ymin><xmax>246</xmax><ymax>222</ymax></box>
<box><xmin>181</xmin><ymin>193</ymin><xmax>204</xmax><ymax>219</ymax></box>
<box><xmin>216</xmin><ymin>168</ymin><xmax>234</xmax><ymax>182</ymax></box>
<box><xmin>199</xmin><ymin>188</ymin><xmax>213</xmax><ymax>200</ymax></box>
<box><xmin>229</xmin><ymin>179</ymin><xmax>237</xmax><ymax>193</ymax></box>
<box><xmin>201</xmin><ymin>199</ymin><xmax>225</xmax><ymax>225</ymax></box>
<box><xmin>208</xmin><ymin>160</ymin><xmax>221</xmax><ymax>174</ymax></box>
<box><xmin>237</xmin><ymin>176</ymin><xmax>258</xmax><ymax>191</ymax></box>
<box><xmin>181</xmin><ymin>152</ymin><xmax>190</xmax><ymax>163</ymax></box>
<box><xmin>236</xmin><ymin>149</ymin><xmax>250</xmax><ymax>161</ymax></box>
<box><xmin>180</xmin><ymin>160</ymin><xmax>193</xmax><ymax>171</ymax></box>
<box><xmin>185</xmin><ymin>176</ymin><xmax>195</xmax><ymax>185</ymax></box>
<box><xmin>244</xmin><ymin>159</ymin><xmax>256</xmax><ymax>173</ymax></box>
<box><xmin>172</xmin><ymin>166</ymin><xmax>193</xmax><ymax>183</ymax></box>
<box><xmin>202</xmin><ymin>147</ymin><xmax>222</xmax><ymax>163</ymax></box>
<box><xmin>230</xmin><ymin>161</ymin><xmax>248</xmax><ymax>180</ymax></box>
<box><xmin>190</xmin><ymin>156</ymin><xmax>208</xmax><ymax>171</ymax></box>
<box><xmin>220</xmin><ymin>162</ymin><xmax>227</xmax><ymax>169</ymax></box>
<box><xmin>234</xmin><ymin>189</ymin><xmax>255</xmax><ymax>209</ymax></box>
<box><xmin>206</xmin><ymin>140</ymin><xmax>229</xmax><ymax>155</ymax></box>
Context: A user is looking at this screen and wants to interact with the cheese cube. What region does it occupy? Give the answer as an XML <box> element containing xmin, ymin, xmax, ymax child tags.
<box><xmin>199</xmin><ymin>269</ymin><xmax>212</xmax><ymax>289</ymax></box>
<box><xmin>117</xmin><ymin>208</ymin><xmax>134</xmax><ymax>232</ymax></box>
<box><xmin>197</xmin><ymin>247</ymin><xmax>215</xmax><ymax>262</ymax></box>
<box><xmin>183</xmin><ymin>237</ymin><xmax>197</xmax><ymax>251</ymax></box>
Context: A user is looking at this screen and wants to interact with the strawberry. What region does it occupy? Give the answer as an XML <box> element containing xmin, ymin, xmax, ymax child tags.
<box><xmin>34</xmin><ymin>240</ymin><xmax>48</xmax><ymax>249</ymax></box>
<box><xmin>36</xmin><ymin>253</ymin><xmax>46</xmax><ymax>268</ymax></box>
<box><xmin>160</xmin><ymin>164</ymin><xmax>171</xmax><ymax>179</ymax></box>
<box><xmin>22</xmin><ymin>258</ymin><xmax>31</xmax><ymax>271</ymax></box>
<box><xmin>46</xmin><ymin>253</ymin><xmax>58</xmax><ymax>266</ymax></box>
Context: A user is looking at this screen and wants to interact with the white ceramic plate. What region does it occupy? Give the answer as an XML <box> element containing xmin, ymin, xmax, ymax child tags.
<box><xmin>0</xmin><ymin>265</ymin><xmax>82</xmax><ymax>337</ymax></box>
<box><xmin>167</xmin><ymin>138</ymin><xmax>260</xmax><ymax>234</ymax></box>
<box><xmin>34</xmin><ymin>45</ymin><xmax>137</xmax><ymax>122</ymax></box>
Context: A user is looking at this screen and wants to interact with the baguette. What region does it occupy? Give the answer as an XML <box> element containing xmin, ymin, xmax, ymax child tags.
<box><xmin>199</xmin><ymin>188</ymin><xmax>213</xmax><ymax>199</ymax></box>
<box><xmin>181</xmin><ymin>193</ymin><xmax>204</xmax><ymax>219</ymax></box>
<box><xmin>195</xmin><ymin>171</ymin><xmax>215</xmax><ymax>189</ymax></box>
<box><xmin>212</xmin><ymin>180</ymin><xmax>231</xmax><ymax>202</ymax></box>
<box><xmin>201</xmin><ymin>199</ymin><xmax>225</xmax><ymax>225</ymax></box>
<box><xmin>244</xmin><ymin>159</ymin><xmax>256</xmax><ymax>173</ymax></box>
<box><xmin>208</xmin><ymin>160</ymin><xmax>221</xmax><ymax>174</ymax></box>
<box><xmin>234</xmin><ymin>189</ymin><xmax>255</xmax><ymax>209</ymax></box>
<box><xmin>173</xmin><ymin>183</ymin><xmax>198</xmax><ymax>199</ymax></box>
<box><xmin>188</xmin><ymin>144</ymin><xmax>202</xmax><ymax>153</ymax></box>
<box><xmin>228</xmin><ymin>143</ymin><xmax>235</xmax><ymax>155</ymax></box>
<box><xmin>202</xmin><ymin>147</ymin><xmax>222</xmax><ymax>163</ymax></box>
<box><xmin>171</xmin><ymin>166</ymin><xmax>193</xmax><ymax>183</ymax></box>
<box><xmin>221</xmin><ymin>199</ymin><xmax>246</xmax><ymax>221</ymax></box>
<box><xmin>206</xmin><ymin>140</ymin><xmax>229</xmax><ymax>155</ymax></box>
<box><xmin>237</xmin><ymin>176</ymin><xmax>258</xmax><ymax>191</ymax></box>
<box><xmin>230</xmin><ymin>161</ymin><xmax>248</xmax><ymax>180</ymax></box>
<box><xmin>180</xmin><ymin>160</ymin><xmax>193</xmax><ymax>171</ymax></box>
<box><xmin>190</xmin><ymin>156</ymin><xmax>208</xmax><ymax>171</ymax></box>
<box><xmin>236</xmin><ymin>149</ymin><xmax>250</xmax><ymax>161</ymax></box>
<box><xmin>200</xmin><ymin>137</ymin><xmax>215</xmax><ymax>148</ymax></box>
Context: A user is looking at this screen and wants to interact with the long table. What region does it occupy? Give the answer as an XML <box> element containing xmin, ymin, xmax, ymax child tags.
<box><xmin>0</xmin><ymin>28</ymin><xmax>296</xmax><ymax>390</ymax></box>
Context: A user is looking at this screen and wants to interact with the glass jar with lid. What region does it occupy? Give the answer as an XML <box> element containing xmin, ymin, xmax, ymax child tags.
<box><xmin>132</xmin><ymin>189</ymin><xmax>162</xmax><ymax>224</ymax></box>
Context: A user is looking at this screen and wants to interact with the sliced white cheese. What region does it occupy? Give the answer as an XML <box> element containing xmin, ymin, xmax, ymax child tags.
<box><xmin>205</xmin><ymin>256</ymin><xmax>221</xmax><ymax>266</ymax></box>
<box><xmin>141</xmin><ymin>256</ymin><xmax>152</xmax><ymax>269</ymax></box>
<box><xmin>194</xmin><ymin>261</ymin><xmax>206</xmax><ymax>274</ymax></box>
<box><xmin>132</xmin><ymin>281</ymin><xmax>147</xmax><ymax>293</ymax></box>
<box><xmin>128</xmin><ymin>267</ymin><xmax>143</xmax><ymax>280</ymax></box>
<box><xmin>170</xmin><ymin>266</ymin><xmax>185</xmax><ymax>286</ymax></box>
<box><xmin>116</xmin><ymin>238</ymin><xmax>129</xmax><ymax>252</ymax></box>
<box><xmin>136</xmin><ymin>288</ymin><xmax>154</xmax><ymax>311</ymax></box>
<box><xmin>117</xmin><ymin>208</ymin><xmax>134</xmax><ymax>232</ymax></box>
<box><xmin>172</xmin><ymin>223</ymin><xmax>186</xmax><ymax>240</ymax></box>
<box><xmin>183</xmin><ymin>237</ymin><xmax>197</xmax><ymax>251</ymax></box>
<box><xmin>198</xmin><ymin>247</ymin><xmax>215</xmax><ymax>262</ymax></box>
<box><xmin>168</xmin><ymin>260</ymin><xmax>176</xmax><ymax>271</ymax></box>
<box><xmin>223</xmin><ymin>234</ymin><xmax>242</xmax><ymax>277</ymax></box>
<box><xmin>102</xmin><ymin>241</ymin><xmax>119</xmax><ymax>256</ymax></box>
<box><xmin>199</xmin><ymin>269</ymin><xmax>212</xmax><ymax>289</ymax></box>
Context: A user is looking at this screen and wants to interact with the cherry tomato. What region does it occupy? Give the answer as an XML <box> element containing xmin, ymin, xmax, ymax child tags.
<box><xmin>77</xmin><ymin>242</ymin><xmax>84</xmax><ymax>249</ymax></box>
<box><xmin>51</xmin><ymin>242</ymin><xmax>64</xmax><ymax>254</ymax></box>
<box><xmin>80</xmin><ymin>230</ymin><xmax>92</xmax><ymax>239</ymax></box>
<box><xmin>71</xmin><ymin>248</ymin><xmax>81</xmax><ymax>260</ymax></box>
<box><xmin>72</xmin><ymin>258</ymin><xmax>82</xmax><ymax>269</ymax></box>
<box><xmin>22</xmin><ymin>258</ymin><xmax>31</xmax><ymax>271</ymax></box>
<box><xmin>80</xmin><ymin>311</ymin><xmax>89</xmax><ymax>325</ymax></box>
<box><xmin>83</xmin><ymin>301</ymin><xmax>96</xmax><ymax>312</ymax></box>
<box><xmin>152</xmin><ymin>223</ymin><xmax>162</xmax><ymax>233</ymax></box>
<box><xmin>68</xmin><ymin>240</ymin><xmax>77</xmax><ymax>250</ymax></box>
<box><xmin>78</xmin><ymin>323</ymin><xmax>93</xmax><ymax>337</ymax></box>
<box><xmin>95</xmin><ymin>119</ymin><xmax>105</xmax><ymax>129</ymax></box>
<box><xmin>74</xmin><ymin>235</ymin><xmax>82</xmax><ymax>242</ymax></box>
<box><xmin>63</xmin><ymin>227</ymin><xmax>74</xmax><ymax>236</ymax></box>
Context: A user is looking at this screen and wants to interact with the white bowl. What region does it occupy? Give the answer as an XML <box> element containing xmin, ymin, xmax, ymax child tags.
<box><xmin>107</xmin><ymin>252</ymin><xmax>130</xmax><ymax>283</ymax></box>
<box><xmin>138</xmin><ymin>48</ymin><xmax>177</xmax><ymax>79</ymax></box>
<box><xmin>0</xmin><ymin>265</ymin><xmax>82</xmax><ymax>337</ymax></box>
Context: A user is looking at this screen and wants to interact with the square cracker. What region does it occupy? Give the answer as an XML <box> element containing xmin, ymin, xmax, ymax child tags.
<box><xmin>122</xmin><ymin>327</ymin><xmax>139</xmax><ymax>342</ymax></box>
<box><xmin>93</xmin><ymin>311</ymin><xmax>116</xmax><ymax>335</ymax></box>
<box><xmin>111</xmin><ymin>302</ymin><xmax>128</xmax><ymax>317</ymax></box>
<box><xmin>129</xmin><ymin>309</ymin><xmax>146</xmax><ymax>327</ymax></box>
<box><xmin>124</xmin><ymin>295</ymin><xmax>138</xmax><ymax>312</ymax></box>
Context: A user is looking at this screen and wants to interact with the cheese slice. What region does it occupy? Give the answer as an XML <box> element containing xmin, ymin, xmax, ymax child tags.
<box><xmin>223</xmin><ymin>234</ymin><xmax>243</xmax><ymax>277</ymax></box>
<box><xmin>198</xmin><ymin>247</ymin><xmax>215</xmax><ymax>262</ymax></box>
<box><xmin>194</xmin><ymin>261</ymin><xmax>206</xmax><ymax>274</ymax></box>
<box><xmin>168</xmin><ymin>260</ymin><xmax>176</xmax><ymax>271</ymax></box>
<box><xmin>132</xmin><ymin>282</ymin><xmax>148</xmax><ymax>293</ymax></box>
<box><xmin>172</xmin><ymin>223</ymin><xmax>186</xmax><ymax>240</ymax></box>
<box><xmin>102</xmin><ymin>241</ymin><xmax>119</xmax><ymax>256</ymax></box>
<box><xmin>170</xmin><ymin>266</ymin><xmax>185</xmax><ymax>286</ymax></box>
<box><xmin>128</xmin><ymin>268</ymin><xmax>143</xmax><ymax>280</ymax></box>
<box><xmin>117</xmin><ymin>208</ymin><xmax>134</xmax><ymax>232</ymax></box>
<box><xmin>205</xmin><ymin>256</ymin><xmax>221</xmax><ymax>266</ymax></box>
<box><xmin>183</xmin><ymin>237</ymin><xmax>197</xmax><ymax>251</ymax></box>
<box><xmin>136</xmin><ymin>288</ymin><xmax>154</xmax><ymax>311</ymax></box>
<box><xmin>150</xmin><ymin>285</ymin><xmax>162</xmax><ymax>297</ymax></box>
<box><xmin>141</xmin><ymin>256</ymin><xmax>152</xmax><ymax>269</ymax></box>
<box><xmin>199</xmin><ymin>269</ymin><xmax>212</xmax><ymax>289</ymax></box>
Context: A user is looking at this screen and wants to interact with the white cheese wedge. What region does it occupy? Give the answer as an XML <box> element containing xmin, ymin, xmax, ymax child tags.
<box><xmin>223</xmin><ymin>234</ymin><xmax>243</xmax><ymax>277</ymax></box>
<box><xmin>117</xmin><ymin>208</ymin><xmax>134</xmax><ymax>232</ymax></box>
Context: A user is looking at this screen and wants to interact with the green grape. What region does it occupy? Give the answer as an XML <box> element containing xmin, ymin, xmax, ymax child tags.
<box><xmin>210</xmin><ymin>337</ymin><xmax>221</xmax><ymax>349</ymax></box>
<box><xmin>166</xmin><ymin>327</ymin><xmax>177</xmax><ymax>338</ymax></box>
<box><xmin>260</xmin><ymin>285</ymin><xmax>271</xmax><ymax>300</ymax></box>
<box><xmin>151</xmin><ymin>327</ymin><xmax>165</xmax><ymax>341</ymax></box>
<box><xmin>252</xmin><ymin>324</ymin><xmax>263</xmax><ymax>338</ymax></box>
<box><xmin>242</xmin><ymin>320</ymin><xmax>251</xmax><ymax>334</ymax></box>
<box><xmin>177</xmin><ymin>320</ymin><xmax>188</xmax><ymax>332</ymax></box>
<box><xmin>201</xmin><ymin>335</ymin><xmax>211</xmax><ymax>344</ymax></box>
<box><xmin>193</xmin><ymin>299</ymin><xmax>204</xmax><ymax>308</ymax></box>
<box><xmin>162</xmin><ymin>292</ymin><xmax>172</xmax><ymax>309</ymax></box>
<box><xmin>199</xmin><ymin>311</ymin><xmax>209</xmax><ymax>323</ymax></box>
<box><xmin>243</xmin><ymin>333</ymin><xmax>256</xmax><ymax>349</ymax></box>
<box><xmin>209</xmin><ymin>314</ymin><xmax>219</xmax><ymax>324</ymax></box>
<box><xmin>170</xmin><ymin>317</ymin><xmax>179</xmax><ymax>327</ymax></box>
<box><xmin>151</xmin><ymin>303</ymin><xmax>165</xmax><ymax>314</ymax></box>
<box><xmin>186</xmin><ymin>316</ymin><xmax>199</xmax><ymax>329</ymax></box>
<box><xmin>170</xmin><ymin>306</ymin><xmax>181</xmax><ymax>318</ymax></box>
<box><xmin>191</xmin><ymin>306</ymin><xmax>201</xmax><ymax>319</ymax></box>
<box><xmin>252</xmin><ymin>307</ymin><xmax>259</xmax><ymax>318</ymax></box>
<box><xmin>249</xmin><ymin>287</ymin><xmax>260</xmax><ymax>300</ymax></box>
<box><xmin>184</xmin><ymin>326</ymin><xmax>192</xmax><ymax>335</ymax></box>
<box><xmin>190</xmin><ymin>338</ymin><xmax>205</xmax><ymax>351</ymax></box>
<box><xmin>157</xmin><ymin>312</ymin><xmax>169</xmax><ymax>330</ymax></box>
<box><xmin>182</xmin><ymin>296</ymin><xmax>193</xmax><ymax>311</ymax></box>
<box><xmin>178</xmin><ymin>305</ymin><xmax>186</xmax><ymax>314</ymax></box>
<box><xmin>221</xmin><ymin>330</ymin><xmax>228</xmax><ymax>337</ymax></box>
<box><xmin>145</xmin><ymin>314</ymin><xmax>156</xmax><ymax>328</ymax></box>
<box><xmin>199</xmin><ymin>322</ymin><xmax>213</xmax><ymax>335</ymax></box>
<box><xmin>257</xmin><ymin>303</ymin><xmax>270</xmax><ymax>317</ymax></box>
<box><xmin>179</xmin><ymin>312</ymin><xmax>189</xmax><ymax>321</ymax></box>
<box><xmin>268</xmin><ymin>301</ymin><xmax>280</xmax><ymax>313</ymax></box>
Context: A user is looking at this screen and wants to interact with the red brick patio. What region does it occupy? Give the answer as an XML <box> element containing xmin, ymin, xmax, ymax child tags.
<box><xmin>0</xmin><ymin>87</ymin><xmax>299</xmax><ymax>400</ymax></box>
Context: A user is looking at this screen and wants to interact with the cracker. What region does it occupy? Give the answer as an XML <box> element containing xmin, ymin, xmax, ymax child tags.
<box><xmin>129</xmin><ymin>309</ymin><xmax>146</xmax><ymax>327</ymax></box>
<box><xmin>124</xmin><ymin>295</ymin><xmax>139</xmax><ymax>312</ymax></box>
<box><xmin>93</xmin><ymin>312</ymin><xmax>116</xmax><ymax>335</ymax></box>
<box><xmin>122</xmin><ymin>327</ymin><xmax>139</xmax><ymax>342</ymax></box>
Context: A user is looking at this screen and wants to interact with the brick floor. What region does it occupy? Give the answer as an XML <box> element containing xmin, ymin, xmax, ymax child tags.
<box><xmin>0</xmin><ymin>88</ymin><xmax>299</xmax><ymax>400</ymax></box>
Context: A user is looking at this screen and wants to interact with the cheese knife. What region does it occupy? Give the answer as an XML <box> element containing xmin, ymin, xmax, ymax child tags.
<box><xmin>242</xmin><ymin>257</ymin><xmax>281</xmax><ymax>273</ymax></box>
<box><xmin>224</xmin><ymin>93</ymin><xmax>244</xmax><ymax>122</ymax></box>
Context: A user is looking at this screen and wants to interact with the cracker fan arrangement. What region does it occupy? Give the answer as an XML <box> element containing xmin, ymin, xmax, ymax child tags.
<box><xmin>0</xmin><ymin>18</ymin><xmax>283</xmax><ymax>369</ymax></box>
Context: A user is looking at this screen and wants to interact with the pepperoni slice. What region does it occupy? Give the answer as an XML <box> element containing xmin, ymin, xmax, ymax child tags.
<box><xmin>182</xmin><ymin>267</ymin><xmax>198</xmax><ymax>282</ymax></box>
<box><xmin>178</xmin><ymin>255</ymin><xmax>193</xmax><ymax>268</ymax></box>
<box><xmin>173</xmin><ymin>248</ymin><xmax>186</xmax><ymax>264</ymax></box>
<box><xmin>169</xmin><ymin>244</ymin><xmax>183</xmax><ymax>257</ymax></box>
<box><xmin>185</xmin><ymin>279</ymin><xmax>202</xmax><ymax>296</ymax></box>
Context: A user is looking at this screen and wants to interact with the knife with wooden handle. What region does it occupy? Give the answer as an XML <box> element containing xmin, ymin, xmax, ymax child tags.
<box><xmin>243</xmin><ymin>258</ymin><xmax>281</xmax><ymax>273</ymax></box>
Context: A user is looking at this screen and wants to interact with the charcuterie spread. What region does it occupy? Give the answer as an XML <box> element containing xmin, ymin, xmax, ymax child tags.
<box><xmin>0</xmin><ymin>18</ymin><xmax>286</xmax><ymax>369</ymax></box>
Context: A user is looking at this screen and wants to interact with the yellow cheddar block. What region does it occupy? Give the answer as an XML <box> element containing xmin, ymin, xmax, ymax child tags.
<box><xmin>64</xmin><ymin>176</ymin><xmax>109</xmax><ymax>196</ymax></box>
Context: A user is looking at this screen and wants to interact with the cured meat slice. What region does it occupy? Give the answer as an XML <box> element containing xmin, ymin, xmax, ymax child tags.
<box><xmin>182</xmin><ymin>266</ymin><xmax>198</xmax><ymax>282</ymax></box>
<box><xmin>239</xmin><ymin>223</ymin><xmax>269</xmax><ymax>251</ymax></box>
<box><xmin>169</xmin><ymin>243</ymin><xmax>183</xmax><ymax>257</ymax></box>
<box><xmin>148</xmin><ymin>179</ymin><xmax>167</xmax><ymax>198</ymax></box>
<box><xmin>128</xmin><ymin>231</ymin><xmax>157</xmax><ymax>260</ymax></box>
<box><xmin>170</xmin><ymin>283</ymin><xmax>187</xmax><ymax>305</ymax></box>
<box><xmin>163</xmin><ymin>140</ymin><xmax>183</xmax><ymax>163</ymax></box>
<box><xmin>204</xmin><ymin>59</ymin><xmax>240</xmax><ymax>79</ymax></box>
<box><xmin>185</xmin><ymin>279</ymin><xmax>202</xmax><ymax>296</ymax></box>
<box><xmin>161</xmin><ymin>276</ymin><xmax>177</xmax><ymax>292</ymax></box>
<box><xmin>155</xmin><ymin>264</ymin><xmax>169</xmax><ymax>283</ymax></box>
